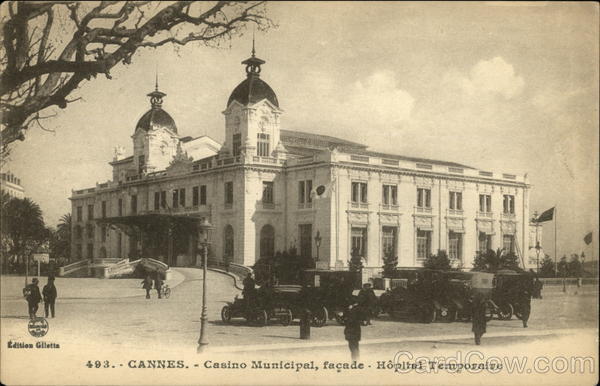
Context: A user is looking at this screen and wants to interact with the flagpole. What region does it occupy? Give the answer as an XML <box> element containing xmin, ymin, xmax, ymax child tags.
<box><xmin>554</xmin><ymin>205</ymin><xmax>557</xmax><ymax>277</ymax></box>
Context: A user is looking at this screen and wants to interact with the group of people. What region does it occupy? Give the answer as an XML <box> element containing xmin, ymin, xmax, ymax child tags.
<box><xmin>141</xmin><ymin>273</ymin><xmax>163</xmax><ymax>299</ymax></box>
<box><xmin>23</xmin><ymin>276</ymin><xmax>57</xmax><ymax>319</ymax></box>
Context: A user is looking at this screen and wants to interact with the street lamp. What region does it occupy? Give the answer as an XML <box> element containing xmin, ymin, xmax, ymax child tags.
<box><xmin>197</xmin><ymin>217</ymin><xmax>214</xmax><ymax>353</ymax></box>
<box><xmin>581</xmin><ymin>252</ymin><xmax>585</xmax><ymax>277</ymax></box>
<box><xmin>314</xmin><ymin>231</ymin><xmax>322</xmax><ymax>262</ymax></box>
<box><xmin>535</xmin><ymin>241</ymin><xmax>541</xmax><ymax>273</ymax></box>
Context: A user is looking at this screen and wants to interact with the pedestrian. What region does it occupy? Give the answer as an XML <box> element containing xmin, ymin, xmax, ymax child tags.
<box><xmin>242</xmin><ymin>273</ymin><xmax>256</xmax><ymax>307</ymax></box>
<box><xmin>520</xmin><ymin>280</ymin><xmax>532</xmax><ymax>328</ymax></box>
<box><xmin>23</xmin><ymin>278</ymin><xmax>42</xmax><ymax>319</ymax></box>
<box><xmin>471</xmin><ymin>292</ymin><xmax>487</xmax><ymax>345</ymax></box>
<box><xmin>344</xmin><ymin>304</ymin><xmax>362</xmax><ymax>361</ymax></box>
<box><xmin>141</xmin><ymin>274</ymin><xmax>153</xmax><ymax>299</ymax></box>
<box><xmin>42</xmin><ymin>276</ymin><xmax>58</xmax><ymax>318</ymax></box>
<box><xmin>357</xmin><ymin>283</ymin><xmax>377</xmax><ymax>325</ymax></box>
<box><xmin>154</xmin><ymin>273</ymin><xmax>163</xmax><ymax>299</ymax></box>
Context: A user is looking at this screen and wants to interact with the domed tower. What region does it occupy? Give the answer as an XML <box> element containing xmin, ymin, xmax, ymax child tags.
<box><xmin>222</xmin><ymin>42</ymin><xmax>284</xmax><ymax>159</ymax></box>
<box><xmin>132</xmin><ymin>81</ymin><xmax>179</xmax><ymax>174</ymax></box>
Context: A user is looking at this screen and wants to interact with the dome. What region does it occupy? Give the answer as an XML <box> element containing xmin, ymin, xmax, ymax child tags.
<box><xmin>136</xmin><ymin>108</ymin><xmax>177</xmax><ymax>133</ymax></box>
<box><xmin>227</xmin><ymin>75</ymin><xmax>279</xmax><ymax>108</ymax></box>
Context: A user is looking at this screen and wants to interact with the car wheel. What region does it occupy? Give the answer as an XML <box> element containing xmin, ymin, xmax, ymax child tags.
<box><xmin>279</xmin><ymin>309</ymin><xmax>293</xmax><ymax>327</ymax></box>
<box><xmin>254</xmin><ymin>310</ymin><xmax>268</xmax><ymax>327</ymax></box>
<box><xmin>497</xmin><ymin>303</ymin><xmax>514</xmax><ymax>320</ymax></box>
<box><xmin>312</xmin><ymin>307</ymin><xmax>328</xmax><ymax>327</ymax></box>
<box><xmin>221</xmin><ymin>306</ymin><xmax>231</xmax><ymax>323</ymax></box>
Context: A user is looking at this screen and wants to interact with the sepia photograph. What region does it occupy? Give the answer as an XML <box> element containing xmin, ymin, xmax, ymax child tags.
<box><xmin>0</xmin><ymin>1</ymin><xmax>598</xmax><ymax>385</ymax></box>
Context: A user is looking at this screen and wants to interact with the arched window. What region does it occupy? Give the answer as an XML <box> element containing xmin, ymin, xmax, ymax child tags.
<box><xmin>223</xmin><ymin>225</ymin><xmax>234</xmax><ymax>260</ymax></box>
<box><xmin>260</xmin><ymin>224</ymin><xmax>275</xmax><ymax>259</ymax></box>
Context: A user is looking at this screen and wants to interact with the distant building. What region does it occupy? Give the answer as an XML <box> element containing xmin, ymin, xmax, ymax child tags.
<box><xmin>1</xmin><ymin>171</ymin><xmax>25</xmax><ymax>199</ymax></box>
<box><xmin>70</xmin><ymin>49</ymin><xmax>532</xmax><ymax>276</ymax></box>
<box><xmin>527</xmin><ymin>216</ymin><xmax>544</xmax><ymax>271</ymax></box>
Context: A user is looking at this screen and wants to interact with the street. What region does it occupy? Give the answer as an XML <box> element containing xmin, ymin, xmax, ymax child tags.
<box><xmin>1</xmin><ymin>269</ymin><xmax>598</xmax><ymax>385</ymax></box>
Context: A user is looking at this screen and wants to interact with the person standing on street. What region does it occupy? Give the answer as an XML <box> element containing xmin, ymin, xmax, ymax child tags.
<box><xmin>471</xmin><ymin>293</ymin><xmax>487</xmax><ymax>345</ymax></box>
<box><xmin>24</xmin><ymin>278</ymin><xmax>42</xmax><ymax>319</ymax></box>
<box><xmin>520</xmin><ymin>278</ymin><xmax>533</xmax><ymax>328</ymax></box>
<box><xmin>154</xmin><ymin>273</ymin><xmax>163</xmax><ymax>299</ymax></box>
<box><xmin>344</xmin><ymin>304</ymin><xmax>362</xmax><ymax>361</ymax></box>
<box><xmin>357</xmin><ymin>282</ymin><xmax>378</xmax><ymax>325</ymax></box>
<box><xmin>141</xmin><ymin>274</ymin><xmax>153</xmax><ymax>299</ymax></box>
<box><xmin>242</xmin><ymin>273</ymin><xmax>256</xmax><ymax>307</ymax></box>
<box><xmin>42</xmin><ymin>276</ymin><xmax>58</xmax><ymax>318</ymax></box>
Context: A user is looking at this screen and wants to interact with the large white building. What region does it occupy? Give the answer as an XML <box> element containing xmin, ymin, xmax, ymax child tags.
<box><xmin>1</xmin><ymin>171</ymin><xmax>25</xmax><ymax>199</ymax></box>
<box><xmin>70</xmin><ymin>49</ymin><xmax>533</xmax><ymax>275</ymax></box>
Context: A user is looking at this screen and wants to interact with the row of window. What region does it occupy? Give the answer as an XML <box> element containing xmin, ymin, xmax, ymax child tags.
<box><xmin>232</xmin><ymin>133</ymin><xmax>271</xmax><ymax>157</ymax></box>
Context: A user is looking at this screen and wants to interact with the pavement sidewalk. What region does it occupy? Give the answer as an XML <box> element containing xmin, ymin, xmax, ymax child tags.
<box><xmin>0</xmin><ymin>269</ymin><xmax>185</xmax><ymax>300</ymax></box>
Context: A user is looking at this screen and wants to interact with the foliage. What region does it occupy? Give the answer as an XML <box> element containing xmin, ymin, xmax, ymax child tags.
<box><xmin>0</xmin><ymin>1</ymin><xmax>274</xmax><ymax>160</ymax></box>
<box><xmin>382</xmin><ymin>254</ymin><xmax>398</xmax><ymax>277</ymax></box>
<box><xmin>253</xmin><ymin>246</ymin><xmax>315</xmax><ymax>285</ymax></box>
<box><xmin>557</xmin><ymin>255</ymin><xmax>569</xmax><ymax>277</ymax></box>
<box><xmin>348</xmin><ymin>247</ymin><xmax>363</xmax><ymax>272</ymax></box>
<box><xmin>472</xmin><ymin>248</ymin><xmax>521</xmax><ymax>272</ymax></box>
<box><xmin>568</xmin><ymin>254</ymin><xmax>583</xmax><ymax>278</ymax></box>
<box><xmin>423</xmin><ymin>250</ymin><xmax>452</xmax><ymax>271</ymax></box>
<box><xmin>539</xmin><ymin>254</ymin><xmax>556</xmax><ymax>277</ymax></box>
<box><xmin>0</xmin><ymin>196</ymin><xmax>49</xmax><ymax>270</ymax></box>
<box><xmin>49</xmin><ymin>213</ymin><xmax>71</xmax><ymax>261</ymax></box>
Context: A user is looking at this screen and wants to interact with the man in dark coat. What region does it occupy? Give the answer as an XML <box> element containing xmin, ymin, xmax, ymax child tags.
<box><xmin>42</xmin><ymin>276</ymin><xmax>58</xmax><ymax>318</ymax></box>
<box><xmin>141</xmin><ymin>275</ymin><xmax>153</xmax><ymax>299</ymax></box>
<box><xmin>357</xmin><ymin>283</ymin><xmax>378</xmax><ymax>325</ymax></box>
<box><xmin>344</xmin><ymin>304</ymin><xmax>362</xmax><ymax>361</ymax></box>
<box><xmin>154</xmin><ymin>273</ymin><xmax>163</xmax><ymax>299</ymax></box>
<box><xmin>242</xmin><ymin>273</ymin><xmax>256</xmax><ymax>307</ymax></box>
<box><xmin>471</xmin><ymin>293</ymin><xmax>487</xmax><ymax>345</ymax></box>
<box><xmin>24</xmin><ymin>278</ymin><xmax>42</xmax><ymax>319</ymax></box>
<box><xmin>520</xmin><ymin>278</ymin><xmax>533</xmax><ymax>328</ymax></box>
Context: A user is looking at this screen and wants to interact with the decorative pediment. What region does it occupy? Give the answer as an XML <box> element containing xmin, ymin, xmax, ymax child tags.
<box><xmin>414</xmin><ymin>176</ymin><xmax>434</xmax><ymax>187</ymax></box>
<box><xmin>446</xmin><ymin>217</ymin><xmax>464</xmax><ymax>230</ymax></box>
<box><xmin>348</xmin><ymin>211</ymin><xmax>368</xmax><ymax>224</ymax></box>
<box><xmin>379</xmin><ymin>213</ymin><xmax>400</xmax><ymax>225</ymax></box>
<box><xmin>500</xmin><ymin>186</ymin><xmax>518</xmax><ymax>195</ymax></box>
<box><xmin>501</xmin><ymin>220</ymin><xmax>517</xmax><ymax>234</ymax></box>
<box><xmin>476</xmin><ymin>183</ymin><xmax>494</xmax><ymax>193</ymax></box>
<box><xmin>167</xmin><ymin>143</ymin><xmax>193</xmax><ymax>175</ymax></box>
<box><xmin>447</xmin><ymin>180</ymin><xmax>465</xmax><ymax>191</ymax></box>
<box><xmin>414</xmin><ymin>215</ymin><xmax>433</xmax><ymax>230</ymax></box>
<box><xmin>476</xmin><ymin>219</ymin><xmax>494</xmax><ymax>234</ymax></box>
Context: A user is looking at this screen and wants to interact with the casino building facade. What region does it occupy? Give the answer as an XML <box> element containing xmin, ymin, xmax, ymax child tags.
<box><xmin>70</xmin><ymin>49</ymin><xmax>533</xmax><ymax>276</ymax></box>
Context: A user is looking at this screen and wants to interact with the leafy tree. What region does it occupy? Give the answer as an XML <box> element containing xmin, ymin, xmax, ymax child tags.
<box><xmin>568</xmin><ymin>254</ymin><xmax>583</xmax><ymax>277</ymax></box>
<box><xmin>0</xmin><ymin>196</ymin><xmax>49</xmax><ymax>272</ymax></box>
<box><xmin>382</xmin><ymin>254</ymin><xmax>398</xmax><ymax>277</ymax></box>
<box><xmin>348</xmin><ymin>247</ymin><xmax>363</xmax><ymax>272</ymax></box>
<box><xmin>50</xmin><ymin>213</ymin><xmax>71</xmax><ymax>262</ymax></box>
<box><xmin>423</xmin><ymin>250</ymin><xmax>452</xmax><ymax>271</ymax></box>
<box><xmin>539</xmin><ymin>254</ymin><xmax>556</xmax><ymax>277</ymax></box>
<box><xmin>557</xmin><ymin>255</ymin><xmax>569</xmax><ymax>277</ymax></box>
<box><xmin>0</xmin><ymin>1</ymin><xmax>273</xmax><ymax>159</ymax></box>
<box><xmin>472</xmin><ymin>248</ymin><xmax>521</xmax><ymax>272</ymax></box>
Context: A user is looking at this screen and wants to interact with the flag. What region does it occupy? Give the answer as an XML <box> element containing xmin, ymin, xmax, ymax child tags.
<box><xmin>584</xmin><ymin>232</ymin><xmax>593</xmax><ymax>245</ymax></box>
<box><xmin>534</xmin><ymin>207</ymin><xmax>554</xmax><ymax>223</ymax></box>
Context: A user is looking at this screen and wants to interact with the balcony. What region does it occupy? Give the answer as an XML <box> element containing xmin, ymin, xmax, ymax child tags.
<box><xmin>477</xmin><ymin>211</ymin><xmax>493</xmax><ymax>219</ymax></box>
<box><xmin>350</xmin><ymin>201</ymin><xmax>369</xmax><ymax>210</ymax></box>
<box><xmin>501</xmin><ymin>212</ymin><xmax>516</xmax><ymax>220</ymax></box>
<box><xmin>448</xmin><ymin>209</ymin><xmax>464</xmax><ymax>216</ymax></box>
<box><xmin>380</xmin><ymin>203</ymin><xmax>399</xmax><ymax>211</ymax></box>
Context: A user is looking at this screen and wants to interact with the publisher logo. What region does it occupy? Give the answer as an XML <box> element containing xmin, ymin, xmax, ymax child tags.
<box><xmin>28</xmin><ymin>318</ymin><xmax>49</xmax><ymax>338</ymax></box>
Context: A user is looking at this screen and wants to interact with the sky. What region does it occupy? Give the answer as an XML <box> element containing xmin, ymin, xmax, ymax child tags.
<box><xmin>3</xmin><ymin>2</ymin><xmax>599</xmax><ymax>260</ymax></box>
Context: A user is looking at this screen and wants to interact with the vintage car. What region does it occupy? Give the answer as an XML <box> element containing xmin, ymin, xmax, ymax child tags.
<box><xmin>490</xmin><ymin>270</ymin><xmax>534</xmax><ymax>320</ymax></box>
<box><xmin>220</xmin><ymin>284</ymin><xmax>329</xmax><ymax>327</ymax></box>
<box><xmin>443</xmin><ymin>271</ymin><xmax>495</xmax><ymax>322</ymax></box>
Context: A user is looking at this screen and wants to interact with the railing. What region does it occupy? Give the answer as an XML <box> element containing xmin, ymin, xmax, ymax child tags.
<box><xmin>350</xmin><ymin>202</ymin><xmax>369</xmax><ymax>210</ymax></box>
<box><xmin>380</xmin><ymin>203</ymin><xmax>399</xmax><ymax>211</ymax></box>
<box><xmin>416</xmin><ymin>206</ymin><xmax>432</xmax><ymax>214</ymax></box>
<box><xmin>477</xmin><ymin>211</ymin><xmax>493</xmax><ymax>218</ymax></box>
<box><xmin>501</xmin><ymin>212</ymin><xmax>516</xmax><ymax>219</ymax></box>
<box><xmin>448</xmin><ymin>209</ymin><xmax>464</xmax><ymax>216</ymax></box>
<box><xmin>58</xmin><ymin>259</ymin><xmax>90</xmax><ymax>277</ymax></box>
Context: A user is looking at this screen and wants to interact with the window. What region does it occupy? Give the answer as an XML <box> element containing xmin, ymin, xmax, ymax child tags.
<box><xmin>224</xmin><ymin>182</ymin><xmax>233</xmax><ymax>206</ymax></box>
<box><xmin>232</xmin><ymin>134</ymin><xmax>241</xmax><ymax>157</ymax></box>
<box><xmin>118</xmin><ymin>198</ymin><xmax>123</xmax><ymax>216</ymax></box>
<box><xmin>179</xmin><ymin>188</ymin><xmax>186</xmax><ymax>207</ymax></box>
<box><xmin>382</xmin><ymin>226</ymin><xmax>397</xmax><ymax>257</ymax></box>
<box><xmin>86</xmin><ymin>224</ymin><xmax>94</xmax><ymax>239</ymax></box>
<box><xmin>257</xmin><ymin>133</ymin><xmax>270</xmax><ymax>157</ymax></box>
<box><xmin>75</xmin><ymin>225</ymin><xmax>82</xmax><ymax>239</ymax></box>
<box><xmin>101</xmin><ymin>201</ymin><xmax>107</xmax><ymax>218</ymax></box>
<box><xmin>223</xmin><ymin>225</ymin><xmax>234</xmax><ymax>259</ymax></box>
<box><xmin>299</xmin><ymin>224</ymin><xmax>313</xmax><ymax>259</ymax></box>
<box><xmin>479</xmin><ymin>194</ymin><xmax>492</xmax><ymax>213</ymax></box>
<box><xmin>478</xmin><ymin>232</ymin><xmax>492</xmax><ymax>252</ymax></box>
<box><xmin>87</xmin><ymin>204</ymin><xmax>94</xmax><ymax>220</ymax></box>
<box><xmin>262</xmin><ymin>181</ymin><xmax>274</xmax><ymax>204</ymax></box>
<box><xmin>449</xmin><ymin>191</ymin><xmax>462</xmax><ymax>210</ymax></box>
<box><xmin>382</xmin><ymin>184</ymin><xmax>398</xmax><ymax>206</ymax></box>
<box><xmin>448</xmin><ymin>231</ymin><xmax>462</xmax><ymax>260</ymax></box>
<box><xmin>76</xmin><ymin>244</ymin><xmax>82</xmax><ymax>259</ymax></box>
<box><xmin>160</xmin><ymin>191</ymin><xmax>167</xmax><ymax>208</ymax></box>
<box><xmin>76</xmin><ymin>206</ymin><xmax>82</xmax><ymax>222</ymax></box>
<box><xmin>417</xmin><ymin>188</ymin><xmax>431</xmax><ymax>208</ymax></box>
<box><xmin>87</xmin><ymin>243</ymin><xmax>94</xmax><ymax>259</ymax></box>
<box><xmin>154</xmin><ymin>192</ymin><xmax>160</xmax><ymax>210</ymax></box>
<box><xmin>503</xmin><ymin>234</ymin><xmax>515</xmax><ymax>253</ymax></box>
<box><xmin>417</xmin><ymin>229</ymin><xmax>431</xmax><ymax>260</ymax></box>
<box><xmin>172</xmin><ymin>189</ymin><xmax>179</xmax><ymax>208</ymax></box>
<box><xmin>130</xmin><ymin>195</ymin><xmax>137</xmax><ymax>214</ymax></box>
<box><xmin>193</xmin><ymin>187</ymin><xmax>199</xmax><ymax>206</ymax></box>
<box><xmin>200</xmin><ymin>185</ymin><xmax>207</xmax><ymax>205</ymax></box>
<box><xmin>117</xmin><ymin>233</ymin><xmax>122</xmax><ymax>258</ymax></box>
<box><xmin>503</xmin><ymin>195</ymin><xmax>515</xmax><ymax>214</ymax></box>
<box><xmin>260</xmin><ymin>225</ymin><xmax>275</xmax><ymax>258</ymax></box>
<box><xmin>351</xmin><ymin>227</ymin><xmax>367</xmax><ymax>257</ymax></box>
<box><xmin>298</xmin><ymin>180</ymin><xmax>313</xmax><ymax>205</ymax></box>
<box><xmin>101</xmin><ymin>225</ymin><xmax>107</xmax><ymax>243</ymax></box>
<box><xmin>138</xmin><ymin>154</ymin><xmax>145</xmax><ymax>174</ymax></box>
<box><xmin>351</xmin><ymin>182</ymin><xmax>368</xmax><ymax>203</ymax></box>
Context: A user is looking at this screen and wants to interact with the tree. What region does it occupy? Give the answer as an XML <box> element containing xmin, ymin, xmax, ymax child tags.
<box><xmin>0</xmin><ymin>1</ymin><xmax>273</xmax><ymax>158</ymax></box>
<box><xmin>539</xmin><ymin>254</ymin><xmax>555</xmax><ymax>277</ymax></box>
<box><xmin>348</xmin><ymin>247</ymin><xmax>363</xmax><ymax>272</ymax></box>
<box><xmin>50</xmin><ymin>213</ymin><xmax>71</xmax><ymax>262</ymax></box>
<box><xmin>568</xmin><ymin>254</ymin><xmax>583</xmax><ymax>278</ymax></box>
<box><xmin>382</xmin><ymin>254</ymin><xmax>398</xmax><ymax>277</ymax></box>
<box><xmin>0</xmin><ymin>196</ymin><xmax>49</xmax><ymax>272</ymax></box>
<box><xmin>557</xmin><ymin>255</ymin><xmax>569</xmax><ymax>277</ymax></box>
<box><xmin>472</xmin><ymin>248</ymin><xmax>521</xmax><ymax>272</ymax></box>
<box><xmin>423</xmin><ymin>250</ymin><xmax>452</xmax><ymax>271</ymax></box>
